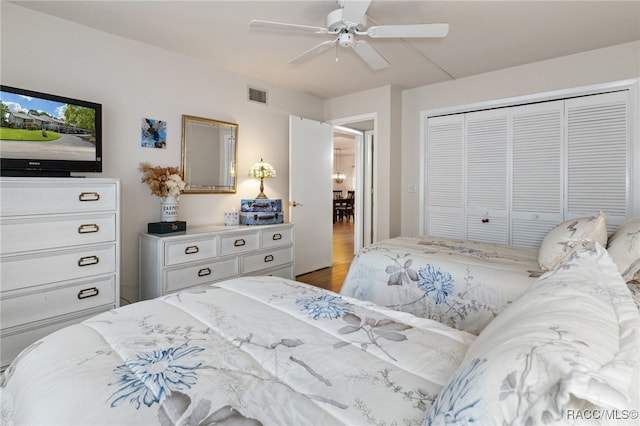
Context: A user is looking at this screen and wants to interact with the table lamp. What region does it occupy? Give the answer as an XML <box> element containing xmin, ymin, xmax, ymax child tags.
<box><xmin>249</xmin><ymin>158</ymin><xmax>276</xmax><ymax>199</ymax></box>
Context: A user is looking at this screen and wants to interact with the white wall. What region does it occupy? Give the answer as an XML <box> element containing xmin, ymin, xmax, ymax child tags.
<box><xmin>1</xmin><ymin>3</ymin><xmax>325</xmax><ymax>303</ymax></box>
<box><xmin>324</xmin><ymin>85</ymin><xmax>403</xmax><ymax>241</ymax></box>
<box><xmin>401</xmin><ymin>41</ymin><xmax>640</xmax><ymax>237</ymax></box>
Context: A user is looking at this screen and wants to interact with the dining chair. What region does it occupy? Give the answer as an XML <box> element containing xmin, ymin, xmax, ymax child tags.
<box><xmin>345</xmin><ymin>190</ymin><xmax>355</xmax><ymax>221</ymax></box>
<box><xmin>336</xmin><ymin>190</ymin><xmax>355</xmax><ymax>222</ymax></box>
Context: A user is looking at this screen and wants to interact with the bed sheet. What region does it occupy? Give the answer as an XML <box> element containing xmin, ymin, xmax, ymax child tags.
<box><xmin>1</xmin><ymin>276</ymin><xmax>474</xmax><ymax>426</ymax></box>
<box><xmin>340</xmin><ymin>236</ymin><xmax>541</xmax><ymax>335</ymax></box>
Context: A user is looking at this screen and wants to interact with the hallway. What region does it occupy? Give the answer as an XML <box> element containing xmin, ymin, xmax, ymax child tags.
<box><xmin>296</xmin><ymin>220</ymin><xmax>354</xmax><ymax>293</ymax></box>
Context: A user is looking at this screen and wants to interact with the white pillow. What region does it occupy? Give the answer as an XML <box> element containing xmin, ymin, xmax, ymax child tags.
<box><xmin>607</xmin><ymin>217</ymin><xmax>640</xmax><ymax>285</ymax></box>
<box><xmin>425</xmin><ymin>241</ymin><xmax>639</xmax><ymax>426</ymax></box>
<box><xmin>538</xmin><ymin>212</ymin><xmax>607</xmax><ymax>271</ymax></box>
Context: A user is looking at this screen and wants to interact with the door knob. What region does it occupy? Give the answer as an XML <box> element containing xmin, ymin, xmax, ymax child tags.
<box><xmin>290</xmin><ymin>201</ymin><xmax>304</xmax><ymax>207</ymax></box>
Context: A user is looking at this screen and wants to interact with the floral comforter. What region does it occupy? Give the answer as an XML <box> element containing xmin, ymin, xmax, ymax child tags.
<box><xmin>340</xmin><ymin>237</ymin><xmax>541</xmax><ymax>335</ymax></box>
<box><xmin>0</xmin><ymin>276</ymin><xmax>474</xmax><ymax>426</ymax></box>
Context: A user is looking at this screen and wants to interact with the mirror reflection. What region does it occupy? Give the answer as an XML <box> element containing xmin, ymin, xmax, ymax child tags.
<box><xmin>181</xmin><ymin>115</ymin><xmax>238</xmax><ymax>193</ymax></box>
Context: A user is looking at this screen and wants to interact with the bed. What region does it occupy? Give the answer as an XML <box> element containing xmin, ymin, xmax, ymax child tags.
<box><xmin>2</xmin><ymin>215</ymin><xmax>639</xmax><ymax>425</ymax></box>
<box><xmin>0</xmin><ymin>276</ymin><xmax>474</xmax><ymax>425</ymax></box>
<box><xmin>341</xmin><ymin>213</ymin><xmax>640</xmax><ymax>335</ymax></box>
<box><xmin>340</xmin><ymin>236</ymin><xmax>541</xmax><ymax>335</ymax></box>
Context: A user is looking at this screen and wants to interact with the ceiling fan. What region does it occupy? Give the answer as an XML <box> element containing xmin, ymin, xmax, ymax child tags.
<box><xmin>249</xmin><ymin>0</ymin><xmax>449</xmax><ymax>71</ymax></box>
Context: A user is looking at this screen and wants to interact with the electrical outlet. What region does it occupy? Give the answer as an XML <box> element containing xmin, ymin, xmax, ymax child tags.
<box><xmin>407</xmin><ymin>184</ymin><xmax>417</xmax><ymax>193</ymax></box>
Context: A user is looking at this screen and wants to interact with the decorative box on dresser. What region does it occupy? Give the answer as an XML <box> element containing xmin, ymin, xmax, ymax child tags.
<box><xmin>0</xmin><ymin>177</ymin><xmax>120</xmax><ymax>370</ymax></box>
<box><xmin>139</xmin><ymin>223</ymin><xmax>294</xmax><ymax>299</ymax></box>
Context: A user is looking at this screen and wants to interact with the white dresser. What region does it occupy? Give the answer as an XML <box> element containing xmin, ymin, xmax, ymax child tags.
<box><xmin>139</xmin><ymin>223</ymin><xmax>294</xmax><ymax>299</ymax></box>
<box><xmin>0</xmin><ymin>177</ymin><xmax>120</xmax><ymax>370</ymax></box>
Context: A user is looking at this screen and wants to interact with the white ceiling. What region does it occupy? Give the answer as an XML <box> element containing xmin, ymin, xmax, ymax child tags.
<box><xmin>10</xmin><ymin>0</ymin><xmax>640</xmax><ymax>100</ymax></box>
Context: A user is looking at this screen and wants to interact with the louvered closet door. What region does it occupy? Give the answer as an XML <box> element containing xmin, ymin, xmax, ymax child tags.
<box><xmin>425</xmin><ymin>114</ymin><xmax>465</xmax><ymax>238</ymax></box>
<box><xmin>511</xmin><ymin>101</ymin><xmax>564</xmax><ymax>247</ymax></box>
<box><xmin>566</xmin><ymin>91</ymin><xmax>630</xmax><ymax>231</ymax></box>
<box><xmin>465</xmin><ymin>109</ymin><xmax>508</xmax><ymax>243</ymax></box>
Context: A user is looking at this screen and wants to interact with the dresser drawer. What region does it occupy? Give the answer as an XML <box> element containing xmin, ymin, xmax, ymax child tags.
<box><xmin>0</xmin><ymin>180</ymin><xmax>117</xmax><ymax>216</ymax></box>
<box><xmin>219</xmin><ymin>231</ymin><xmax>260</xmax><ymax>256</ymax></box>
<box><xmin>262</xmin><ymin>226</ymin><xmax>294</xmax><ymax>248</ymax></box>
<box><xmin>165</xmin><ymin>237</ymin><xmax>217</xmax><ymax>266</ymax></box>
<box><xmin>1</xmin><ymin>244</ymin><xmax>117</xmax><ymax>292</ymax></box>
<box><xmin>140</xmin><ymin>224</ymin><xmax>294</xmax><ymax>300</ymax></box>
<box><xmin>0</xmin><ymin>214</ymin><xmax>116</xmax><ymax>254</ymax></box>
<box><xmin>242</xmin><ymin>247</ymin><xmax>294</xmax><ymax>274</ymax></box>
<box><xmin>165</xmin><ymin>257</ymin><xmax>239</xmax><ymax>293</ymax></box>
<box><xmin>1</xmin><ymin>276</ymin><xmax>116</xmax><ymax>330</ymax></box>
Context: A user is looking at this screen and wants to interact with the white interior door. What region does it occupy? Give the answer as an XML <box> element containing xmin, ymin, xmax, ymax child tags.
<box><xmin>289</xmin><ymin>116</ymin><xmax>333</xmax><ymax>276</ymax></box>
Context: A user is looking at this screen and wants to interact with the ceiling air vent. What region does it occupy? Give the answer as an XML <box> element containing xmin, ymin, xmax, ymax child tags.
<box><xmin>248</xmin><ymin>87</ymin><xmax>268</xmax><ymax>105</ymax></box>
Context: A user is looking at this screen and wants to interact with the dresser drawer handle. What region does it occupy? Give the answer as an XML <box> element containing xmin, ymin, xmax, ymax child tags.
<box><xmin>185</xmin><ymin>245</ymin><xmax>200</xmax><ymax>255</ymax></box>
<box><xmin>78</xmin><ymin>192</ymin><xmax>100</xmax><ymax>202</ymax></box>
<box><xmin>78</xmin><ymin>223</ymin><xmax>100</xmax><ymax>234</ymax></box>
<box><xmin>77</xmin><ymin>255</ymin><xmax>100</xmax><ymax>267</ymax></box>
<box><xmin>272</xmin><ymin>233</ymin><xmax>282</xmax><ymax>241</ymax></box>
<box><xmin>198</xmin><ymin>267</ymin><xmax>212</xmax><ymax>277</ymax></box>
<box><xmin>234</xmin><ymin>238</ymin><xmax>246</xmax><ymax>247</ymax></box>
<box><xmin>78</xmin><ymin>287</ymin><xmax>100</xmax><ymax>299</ymax></box>
<box><xmin>264</xmin><ymin>254</ymin><xmax>274</xmax><ymax>263</ymax></box>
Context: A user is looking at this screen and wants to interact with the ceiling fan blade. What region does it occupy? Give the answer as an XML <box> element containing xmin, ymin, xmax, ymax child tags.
<box><xmin>289</xmin><ymin>40</ymin><xmax>337</xmax><ymax>65</ymax></box>
<box><xmin>365</xmin><ymin>23</ymin><xmax>449</xmax><ymax>38</ymax></box>
<box><xmin>352</xmin><ymin>40</ymin><xmax>389</xmax><ymax>71</ymax></box>
<box><xmin>341</xmin><ymin>0</ymin><xmax>371</xmax><ymax>25</ymax></box>
<box><xmin>250</xmin><ymin>19</ymin><xmax>329</xmax><ymax>34</ymax></box>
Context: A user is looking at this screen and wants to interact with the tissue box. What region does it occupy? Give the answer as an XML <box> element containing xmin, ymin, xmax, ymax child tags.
<box><xmin>240</xmin><ymin>211</ymin><xmax>283</xmax><ymax>225</ymax></box>
<box><xmin>148</xmin><ymin>221</ymin><xmax>186</xmax><ymax>234</ymax></box>
<box><xmin>241</xmin><ymin>199</ymin><xmax>282</xmax><ymax>212</ymax></box>
<box><xmin>224</xmin><ymin>211</ymin><xmax>239</xmax><ymax>226</ymax></box>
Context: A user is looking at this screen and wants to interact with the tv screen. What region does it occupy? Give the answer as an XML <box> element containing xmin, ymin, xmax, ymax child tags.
<box><xmin>0</xmin><ymin>85</ymin><xmax>102</xmax><ymax>177</ymax></box>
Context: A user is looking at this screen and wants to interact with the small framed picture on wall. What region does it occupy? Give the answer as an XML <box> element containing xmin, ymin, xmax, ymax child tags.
<box><xmin>141</xmin><ymin>118</ymin><xmax>166</xmax><ymax>148</ymax></box>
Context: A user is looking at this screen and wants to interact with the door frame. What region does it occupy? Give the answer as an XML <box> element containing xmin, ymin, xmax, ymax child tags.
<box><xmin>329</xmin><ymin>113</ymin><xmax>377</xmax><ymax>253</ymax></box>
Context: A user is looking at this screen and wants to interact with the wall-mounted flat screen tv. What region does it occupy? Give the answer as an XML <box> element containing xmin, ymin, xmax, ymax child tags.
<box><xmin>0</xmin><ymin>85</ymin><xmax>102</xmax><ymax>177</ymax></box>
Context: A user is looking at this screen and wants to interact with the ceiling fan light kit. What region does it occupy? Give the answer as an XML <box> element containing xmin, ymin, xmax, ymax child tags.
<box><xmin>249</xmin><ymin>0</ymin><xmax>449</xmax><ymax>71</ymax></box>
<box><xmin>338</xmin><ymin>32</ymin><xmax>354</xmax><ymax>47</ymax></box>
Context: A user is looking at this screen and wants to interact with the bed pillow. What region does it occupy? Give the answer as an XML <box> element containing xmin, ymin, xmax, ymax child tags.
<box><xmin>607</xmin><ymin>217</ymin><xmax>640</xmax><ymax>285</ymax></box>
<box><xmin>538</xmin><ymin>212</ymin><xmax>607</xmax><ymax>271</ymax></box>
<box><xmin>425</xmin><ymin>241</ymin><xmax>639</xmax><ymax>426</ymax></box>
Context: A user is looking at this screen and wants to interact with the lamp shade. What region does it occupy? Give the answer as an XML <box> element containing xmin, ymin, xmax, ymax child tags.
<box><xmin>249</xmin><ymin>158</ymin><xmax>276</xmax><ymax>199</ymax></box>
<box><xmin>249</xmin><ymin>158</ymin><xmax>276</xmax><ymax>179</ymax></box>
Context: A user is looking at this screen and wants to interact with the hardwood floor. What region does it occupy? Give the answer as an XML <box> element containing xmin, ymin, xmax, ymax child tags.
<box><xmin>296</xmin><ymin>220</ymin><xmax>354</xmax><ymax>293</ymax></box>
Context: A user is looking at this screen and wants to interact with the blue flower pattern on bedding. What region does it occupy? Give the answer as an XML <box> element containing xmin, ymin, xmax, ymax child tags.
<box><xmin>417</xmin><ymin>264</ymin><xmax>454</xmax><ymax>304</ymax></box>
<box><xmin>296</xmin><ymin>293</ymin><xmax>353</xmax><ymax>320</ymax></box>
<box><xmin>2</xmin><ymin>277</ymin><xmax>475</xmax><ymax>425</ymax></box>
<box><xmin>425</xmin><ymin>357</ymin><xmax>487</xmax><ymax>425</ymax></box>
<box><xmin>108</xmin><ymin>343</ymin><xmax>204</xmax><ymax>409</ymax></box>
<box><xmin>340</xmin><ymin>237</ymin><xmax>541</xmax><ymax>335</ymax></box>
<box><xmin>385</xmin><ymin>260</ymin><xmax>498</xmax><ymax>332</ymax></box>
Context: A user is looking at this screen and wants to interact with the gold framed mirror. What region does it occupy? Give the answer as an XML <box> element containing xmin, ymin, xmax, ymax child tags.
<box><xmin>181</xmin><ymin>115</ymin><xmax>238</xmax><ymax>194</ymax></box>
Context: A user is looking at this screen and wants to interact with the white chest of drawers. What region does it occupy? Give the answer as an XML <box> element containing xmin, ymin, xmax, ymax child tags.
<box><xmin>0</xmin><ymin>177</ymin><xmax>120</xmax><ymax>369</ymax></box>
<box><xmin>139</xmin><ymin>223</ymin><xmax>294</xmax><ymax>299</ymax></box>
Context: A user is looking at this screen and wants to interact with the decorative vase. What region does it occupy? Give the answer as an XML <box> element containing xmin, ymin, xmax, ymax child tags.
<box><xmin>160</xmin><ymin>194</ymin><xmax>179</xmax><ymax>222</ymax></box>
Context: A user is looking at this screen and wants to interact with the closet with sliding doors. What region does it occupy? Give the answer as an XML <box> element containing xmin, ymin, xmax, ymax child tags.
<box><xmin>423</xmin><ymin>82</ymin><xmax>637</xmax><ymax>248</ymax></box>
